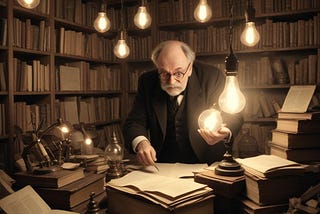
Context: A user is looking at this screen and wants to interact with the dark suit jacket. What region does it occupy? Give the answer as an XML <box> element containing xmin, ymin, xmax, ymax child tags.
<box><xmin>123</xmin><ymin>61</ymin><xmax>243</xmax><ymax>164</ymax></box>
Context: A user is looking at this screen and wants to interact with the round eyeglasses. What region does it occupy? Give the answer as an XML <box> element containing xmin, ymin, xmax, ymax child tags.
<box><xmin>158</xmin><ymin>62</ymin><xmax>191</xmax><ymax>82</ymax></box>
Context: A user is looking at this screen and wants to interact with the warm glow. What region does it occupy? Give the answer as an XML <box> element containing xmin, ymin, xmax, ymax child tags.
<box><xmin>114</xmin><ymin>38</ymin><xmax>130</xmax><ymax>59</ymax></box>
<box><xmin>240</xmin><ymin>22</ymin><xmax>260</xmax><ymax>47</ymax></box>
<box><xmin>94</xmin><ymin>12</ymin><xmax>111</xmax><ymax>33</ymax></box>
<box><xmin>60</xmin><ymin>126</ymin><xmax>70</xmax><ymax>134</ymax></box>
<box><xmin>17</xmin><ymin>0</ymin><xmax>40</xmax><ymax>9</ymax></box>
<box><xmin>84</xmin><ymin>138</ymin><xmax>92</xmax><ymax>145</ymax></box>
<box><xmin>194</xmin><ymin>0</ymin><xmax>212</xmax><ymax>23</ymax></box>
<box><xmin>219</xmin><ymin>76</ymin><xmax>246</xmax><ymax>114</ymax></box>
<box><xmin>198</xmin><ymin>108</ymin><xmax>223</xmax><ymax>132</ymax></box>
<box><xmin>134</xmin><ymin>6</ymin><xmax>152</xmax><ymax>29</ymax></box>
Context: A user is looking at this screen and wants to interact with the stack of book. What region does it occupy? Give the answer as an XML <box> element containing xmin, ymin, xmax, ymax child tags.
<box><xmin>13</xmin><ymin>168</ymin><xmax>105</xmax><ymax>212</ymax></box>
<box><xmin>236</xmin><ymin>155</ymin><xmax>320</xmax><ymax>214</ymax></box>
<box><xmin>269</xmin><ymin>85</ymin><xmax>320</xmax><ymax>163</ymax></box>
<box><xmin>270</xmin><ymin>111</ymin><xmax>320</xmax><ymax>163</ymax></box>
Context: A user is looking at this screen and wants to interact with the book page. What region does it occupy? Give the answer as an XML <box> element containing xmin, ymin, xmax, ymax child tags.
<box><xmin>235</xmin><ymin>155</ymin><xmax>303</xmax><ymax>175</ymax></box>
<box><xmin>108</xmin><ymin>171</ymin><xmax>207</xmax><ymax>199</ymax></box>
<box><xmin>281</xmin><ymin>85</ymin><xmax>316</xmax><ymax>113</ymax></box>
<box><xmin>0</xmin><ymin>185</ymin><xmax>78</xmax><ymax>214</ymax></box>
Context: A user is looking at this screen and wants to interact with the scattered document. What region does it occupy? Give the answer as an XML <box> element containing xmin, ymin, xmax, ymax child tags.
<box><xmin>108</xmin><ymin>163</ymin><xmax>212</xmax><ymax>209</ymax></box>
<box><xmin>0</xmin><ymin>185</ymin><xmax>79</xmax><ymax>214</ymax></box>
<box><xmin>125</xmin><ymin>162</ymin><xmax>208</xmax><ymax>178</ymax></box>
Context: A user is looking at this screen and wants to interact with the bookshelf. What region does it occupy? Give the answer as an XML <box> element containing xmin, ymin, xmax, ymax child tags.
<box><xmin>0</xmin><ymin>0</ymin><xmax>128</xmax><ymax>173</ymax></box>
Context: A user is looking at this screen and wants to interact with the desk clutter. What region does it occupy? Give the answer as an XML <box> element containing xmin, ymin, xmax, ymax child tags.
<box><xmin>106</xmin><ymin>163</ymin><xmax>214</xmax><ymax>214</ymax></box>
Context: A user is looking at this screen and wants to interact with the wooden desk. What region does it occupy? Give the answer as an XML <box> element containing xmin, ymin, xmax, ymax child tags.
<box><xmin>194</xmin><ymin>169</ymin><xmax>245</xmax><ymax>214</ymax></box>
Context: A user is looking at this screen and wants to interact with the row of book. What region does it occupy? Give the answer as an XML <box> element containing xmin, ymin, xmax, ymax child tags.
<box><xmin>14</xmin><ymin>102</ymin><xmax>50</xmax><ymax>133</ymax></box>
<box><xmin>158</xmin><ymin>0</ymin><xmax>320</xmax><ymax>24</ymax></box>
<box><xmin>159</xmin><ymin>13</ymin><xmax>320</xmax><ymax>54</ymax></box>
<box><xmin>13</xmin><ymin>18</ymin><xmax>50</xmax><ymax>52</ymax></box>
<box><xmin>56</xmin><ymin>63</ymin><xmax>121</xmax><ymax>92</ymax></box>
<box><xmin>13</xmin><ymin>58</ymin><xmax>50</xmax><ymax>92</ymax></box>
<box><xmin>57</xmin><ymin>27</ymin><xmax>117</xmax><ymax>61</ymax></box>
<box><xmin>55</xmin><ymin>96</ymin><xmax>120</xmax><ymax>125</ymax></box>
<box><xmin>238</xmin><ymin>53</ymin><xmax>320</xmax><ymax>86</ymax></box>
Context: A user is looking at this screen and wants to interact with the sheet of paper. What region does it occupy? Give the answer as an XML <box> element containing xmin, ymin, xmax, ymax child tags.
<box><xmin>108</xmin><ymin>171</ymin><xmax>207</xmax><ymax>198</ymax></box>
<box><xmin>235</xmin><ymin>155</ymin><xmax>302</xmax><ymax>174</ymax></box>
<box><xmin>126</xmin><ymin>162</ymin><xmax>208</xmax><ymax>178</ymax></box>
<box><xmin>281</xmin><ymin>85</ymin><xmax>316</xmax><ymax>113</ymax></box>
<box><xmin>0</xmin><ymin>185</ymin><xmax>78</xmax><ymax>214</ymax></box>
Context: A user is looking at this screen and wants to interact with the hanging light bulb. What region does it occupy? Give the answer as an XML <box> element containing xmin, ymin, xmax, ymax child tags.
<box><xmin>193</xmin><ymin>0</ymin><xmax>212</xmax><ymax>23</ymax></box>
<box><xmin>134</xmin><ymin>1</ymin><xmax>152</xmax><ymax>30</ymax></box>
<box><xmin>240</xmin><ymin>0</ymin><xmax>260</xmax><ymax>47</ymax></box>
<box><xmin>218</xmin><ymin>47</ymin><xmax>246</xmax><ymax>114</ymax></box>
<box><xmin>114</xmin><ymin>31</ymin><xmax>130</xmax><ymax>59</ymax></box>
<box><xmin>17</xmin><ymin>0</ymin><xmax>40</xmax><ymax>9</ymax></box>
<box><xmin>93</xmin><ymin>2</ymin><xmax>111</xmax><ymax>33</ymax></box>
<box><xmin>240</xmin><ymin>22</ymin><xmax>260</xmax><ymax>47</ymax></box>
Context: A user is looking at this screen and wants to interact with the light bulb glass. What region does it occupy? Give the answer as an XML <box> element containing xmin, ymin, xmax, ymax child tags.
<box><xmin>114</xmin><ymin>39</ymin><xmax>130</xmax><ymax>59</ymax></box>
<box><xmin>218</xmin><ymin>76</ymin><xmax>246</xmax><ymax>114</ymax></box>
<box><xmin>240</xmin><ymin>22</ymin><xmax>260</xmax><ymax>47</ymax></box>
<box><xmin>134</xmin><ymin>6</ymin><xmax>152</xmax><ymax>29</ymax></box>
<box><xmin>198</xmin><ymin>108</ymin><xmax>223</xmax><ymax>132</ymax></box>
<box><xmin>94</xmin><ymin>12</ymin><xmax>111</xmax><ymax>33</ymax></box>
<box><xmin>194</xmin><ymin>0</ymin><xmax>212</xmax><ymax>23</ymax></box>
<box><xmin>17</xmin><ymin>0</ymin><xmax>40</xmax><ymax>9</ymax></box>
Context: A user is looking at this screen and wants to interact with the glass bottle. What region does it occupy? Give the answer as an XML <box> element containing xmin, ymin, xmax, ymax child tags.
<box><xmin>237</xmin><ymin>128</ymin><xmax>260</xmax><ymax>158</ymax></box>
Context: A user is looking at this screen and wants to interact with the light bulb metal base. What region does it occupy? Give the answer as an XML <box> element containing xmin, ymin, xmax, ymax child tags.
<box><xmin>215</xmin><ymin>153</ymin><xmax>244</xmax><ymax>177</ymax></box>
<box><xmin>105</xmin><ymin>161</ymin><xmax>126</xmax><ymax>181</ymax></box>
<box><xmin>215</xmin><ymin>138</ymin><xmax>244</xmax><ymax>177</ymax></box>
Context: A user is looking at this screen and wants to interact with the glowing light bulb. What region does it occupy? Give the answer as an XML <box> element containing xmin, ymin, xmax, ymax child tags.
<box><xmin>114</xmin><ymin>31</ymin><xmax>130</xmax><ymax>59</ymax></box>
<box><xmin>218</xmin><ymin>76</ymin><xmax>246</xmax><ymax>114</ymax></box>
<box><xmin>194</xmin><ymin>0</ymin><xmax>212</xmax><ymax>23</ymax></box>
<box><xmin>198</xmin><ymin>108</ymin><xmax>223</xmax><ymax>132</ymax></box>
<box><xmin>134</xmin><ymin>6</ymin><xmax>152</xmax><ymax>29</ymax></box>
<box><xmin>17</xmin><ymin>0</ymin><xmax>40</xmax><ymax>9</ymax></box>
<box><xmin>94</xmin><ymin>12</ymin><xmax>111</xmax><ymax>33</ymax></box>
<box><xmin>85</xmin><ymin>138</ymin><xmax>92</xmax><ymax>146</ymax></box>
<box><xmin>240</xmin><ymin>22</ymin><xmax>260</xmax><ymax>47</ymax></box>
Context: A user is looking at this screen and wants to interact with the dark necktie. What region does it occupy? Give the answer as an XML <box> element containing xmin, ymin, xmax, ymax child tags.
<box><xmin>169</xmin><ymin>96</ymin><xmax>178</xmax><ymax>114</ymax></box>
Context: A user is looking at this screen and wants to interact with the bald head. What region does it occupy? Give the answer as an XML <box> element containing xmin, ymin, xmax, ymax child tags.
<box><xmin>151</xmin><ymin>40</ymin><xmax>195</xmax><ymax>67</ymax></box>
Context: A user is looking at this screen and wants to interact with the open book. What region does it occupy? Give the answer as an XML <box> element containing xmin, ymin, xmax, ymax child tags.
<box><xmin>0</xmin><ymin>185</ymin><xmax>79</xmax><ymax>214</ymax></box>
<box><xmin>235</xmin><ymin>154</ymin><xmax>307</xmax><ymax>178</ymax></box>
<box><xmin>107</xmin><ymin>163</ymin><xmax>212</xmax><ymax>210</ymax></box>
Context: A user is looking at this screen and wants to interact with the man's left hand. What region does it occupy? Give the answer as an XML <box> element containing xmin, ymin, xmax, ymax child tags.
<box><xmin>197</xmin><ymin>126</ymin><xmax>231</xmax><ymax>145</ymax></box>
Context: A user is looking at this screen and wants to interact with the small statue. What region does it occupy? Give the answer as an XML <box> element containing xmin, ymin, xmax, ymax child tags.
<box><xmin>86</xmin><ymin>192</ymin><xmax>101</xmax><ymax>214</ymax></box>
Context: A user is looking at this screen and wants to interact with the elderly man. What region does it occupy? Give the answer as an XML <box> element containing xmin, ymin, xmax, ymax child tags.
<box><xmin>123</xmin><ymin>40</ymin><xmax>243</xmax><ymax>166</ymax></box>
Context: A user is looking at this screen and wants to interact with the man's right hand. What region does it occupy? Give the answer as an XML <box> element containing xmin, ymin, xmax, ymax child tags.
<box><xmin>136</xmin><ymin>140</ymin><xmax>157</xmax><ymax>166</ymax></box>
